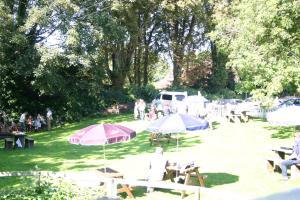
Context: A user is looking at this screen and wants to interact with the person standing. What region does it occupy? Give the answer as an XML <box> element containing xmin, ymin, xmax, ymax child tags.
<box><xmin>138</xmin><ymin>99</ymin><xmax>146</xmax><ymax>120</ymax></box>
<box><xmin>34</xmin><ymin>114</ymin><xmax>42</xmax><ymax>131</ymax></box>
<box><xmin>134</xmin><ymin>99</ymin><xmax>140</xmax><ymax>120</ymax></box>
<box><xmin>280</xmin><ymin>131</ymin><xmax>300</xmax><ymax>180</ymax></box>
<box><xmin>19</xmin><ymin>112</ymin><xmax>27</xmax><ymax>132</ymax></box>
<box><xmin>147</xmin><ymin>147</ymin><xmax>168</xmax><ymax>192</ymax></box>
<box><xmin>46</xmin><ymin>108</ymin><xmax>53</xmax><ymax>131</ymax></box>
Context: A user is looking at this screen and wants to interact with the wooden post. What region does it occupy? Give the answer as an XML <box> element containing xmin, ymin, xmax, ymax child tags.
<box><xmin>106</xmin><ymin>178</ymin><xmax>118</xmax><ymax>198</ymax></box>
<box><xmin>194</xmin><ymin>187</ymin><xmax>200</xmax><ymax>200</ymax></box>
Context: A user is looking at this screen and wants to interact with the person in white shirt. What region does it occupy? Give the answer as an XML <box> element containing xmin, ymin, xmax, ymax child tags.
<box><xmin>19</xmin><ymin>112</ymin><xmax>27</xmax><ymax>131</ymax></box>
<box><xmin>147</xmin><ymin>147</ymin><xmax>168</xmax><ymax>192</ymax></box>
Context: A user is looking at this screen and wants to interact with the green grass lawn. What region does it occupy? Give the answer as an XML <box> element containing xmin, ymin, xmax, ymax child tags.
<box><xmin>0</xmin><ymin>114</ymin><xmax>300</xmax><ymax>199</ymax></box>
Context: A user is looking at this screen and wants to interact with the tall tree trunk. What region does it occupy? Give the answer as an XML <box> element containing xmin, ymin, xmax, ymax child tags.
<box><xmin>17</xmin><ymin>0</ymin><xmax>28</xmax><ymax>27</ymax></box>
<box><xmin>143</xmin><ymin>46</ymin><xmax>149</xmax><ymax>86</ymax></box>
<box><xmin>134</xmin><ymin>46</ymin><xmax>142</xmax><ymax>86</ymax></box>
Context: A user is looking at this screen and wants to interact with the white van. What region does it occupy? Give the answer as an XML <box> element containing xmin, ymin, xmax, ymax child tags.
<box><xmin>152</xmin><ymin>91</ymin><xmax>188</xmax><ymax>114</ymax></box>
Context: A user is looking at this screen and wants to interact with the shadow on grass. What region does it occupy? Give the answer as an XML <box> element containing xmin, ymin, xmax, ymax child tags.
<box><xmin>264</xmin><ymin>126</ymin><xmax>295</xmax><ymax>139</ymax></box>
<box><xmin>201</xmin><ymin>172</ymin><xmax>239</xmax><ymax>188</ymax></box>
<box><xmin>212</xmin><ymin>122</ymin><xmax>221</xmax><ymax>130</ymax></box>
<box><xmin>124</xmin><ymin>172</ymin><xmax>239</xmax><ymax>199</ymax></box>
<box><xmin>0</xmin><ymin>114</ymin><xmax>203</xmax><ymax>172</ymax></box>
<box><xmin>251</xmin><ymin>117</ymin><xmax>268</xmax><ymax>122</ymax></box>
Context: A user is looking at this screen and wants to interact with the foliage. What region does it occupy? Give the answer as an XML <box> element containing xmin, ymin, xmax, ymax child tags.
<box><xmin>1</xmin><ymin>114</ymin><xmax>300</xmax><ymax>199</ymax></box>
<box><xmin>181</xmin><ymin>51</ymin><xmax>213</xmax><ymax>88</ymax></box>
<box><xmin>205</xmin><ymin>88</ymin><xmax>238</xmax><ymax>100</ymax></box>
<box><xmin>99</xmin><ymin>88</ymin><xmax>133</xmax><ymax>108</ymax></box>
<box><xmin>128</xmin><ymin>85</ymin><xmax>159</xmax><ymax>102</ymax></box>
<box><xmin>211</xmin><ymin>0</ymin><xmax>300</xmax><ymax>99</ymax></box>
<box><xmin>0</xmin><ymin>175</ymin><xmax>102</xmax><ymax>200</ymax></box>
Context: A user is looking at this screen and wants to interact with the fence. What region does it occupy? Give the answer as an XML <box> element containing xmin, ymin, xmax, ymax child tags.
<box><xmin>207</xmin><ymin>103</ymin><xmax>272</xmax><ymax>122</ymax></box>
<box><xmin>0</xmin><ymin>171</ymin><xmax>251</xmax><ymax>200</ymax></box>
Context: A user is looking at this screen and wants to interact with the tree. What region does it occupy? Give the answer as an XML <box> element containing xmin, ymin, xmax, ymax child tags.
<box><xmin>211</xmin><ymin>0</ymin><xmax>300</xmax><ymax>99</ymax></box>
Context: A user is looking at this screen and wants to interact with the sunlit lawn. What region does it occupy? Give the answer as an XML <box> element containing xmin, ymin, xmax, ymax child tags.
<box><xmin>0</xmin><ymin>113</ymin><xmax>300</xmax><ymax>199</ymax></box>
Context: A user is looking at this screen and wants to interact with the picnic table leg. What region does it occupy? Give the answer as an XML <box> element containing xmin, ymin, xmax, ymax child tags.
<box><xmin>181</xmin><ymin>173</ymin><xmax>191</xmax><ymax>198</ymax></box>
<box><xmin>266</xmin><ymin>160</ymin><xmax>275</xmax><ymax>172</ymax></box>
<box><xmin>117</xmin><ymin>184</ymin><xmax>135</xmax><ymax>199</ymax></box>
<box><xmin>195</xmin><ymin>170</ymin><xmax>206</xmax><ymax>187</ymax></box>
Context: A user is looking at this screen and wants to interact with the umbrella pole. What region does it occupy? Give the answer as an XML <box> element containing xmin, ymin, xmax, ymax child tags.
<box><xmin>176</xmin><ymin>134</ymin><xmax>179</xmax><ymax>179</ymax></box>
<box><xmin>103</xmin><ymin>142</ymin><xmax>106</xmax><ymax>173</ymax></box>
<box><xmin>176</xmin><ymin>134</ymin><xmax>179</xmax><ymax>153</ymax></box>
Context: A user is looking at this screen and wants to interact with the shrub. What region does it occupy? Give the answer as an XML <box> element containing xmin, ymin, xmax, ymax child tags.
<box><xmin>128</xmin><ymin>85</ymin><xmax>159</xmax><ymax>102</ymax></box>
<box><xmin>0</xmin><ymin>175</ymin><xmax>103</xmax><ymax>200</ymax></box>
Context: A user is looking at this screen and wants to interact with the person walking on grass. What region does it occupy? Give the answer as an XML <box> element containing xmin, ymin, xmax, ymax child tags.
<box><xmin>281</xmin><ymin>131</ymin><xmax>300</xmax><ymax>181</ymax></box>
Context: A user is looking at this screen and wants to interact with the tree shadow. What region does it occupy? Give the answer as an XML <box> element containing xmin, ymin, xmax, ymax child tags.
<box><xmin>251</xmin><ymin>117</ymin><xmax>268</xmax><ymax>122</ymax></box>
<box><xmin>264</xmin><ymin>126</ymin><xmax>294</xmax><ymax>139</ymax></box>
<box><xmin>200</xmin><ymin>172</ymin><xmax>239</xmax><ymax>188</ymax></box>
<box><xmin>0</xmin><ymin>114</ymin><xmax>203</xmax><ymax>172</ymax></box>
<box><xmin>212</xmin><ymin>122</ymin><xmax>221</xmax><ymax>130</ymax></box>
<box><xmin>124</xmin><ymin>172</ymin><xmax>239</xmax><ymax>199</ymax></box>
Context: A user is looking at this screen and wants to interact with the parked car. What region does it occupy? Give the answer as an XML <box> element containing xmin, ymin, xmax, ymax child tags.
<box><xmin>276</xmin><ymin>98</ymin><xmax>300</xmax><ymax>109</ymax></box>
<box><xmin>216</xmin><ymin>99</ymin><xmax>243</xmax><ymax>106</ymax></box>
<box><xmin>267</xmin><ymin>105</ymin><xmax>300</xmax><ymax>126</ymax></box>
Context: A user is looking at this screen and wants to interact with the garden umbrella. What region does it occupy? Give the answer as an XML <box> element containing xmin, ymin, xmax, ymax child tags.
<box><xmin>69</xmin><ymin>123</ymin><xmax>136</xmax><ymax>171</ymax></box>
<box><xmin>147</xmin><ymin>114</ymin><xmax>208</xmax><ymax>178</ymax></box>
<box><xmin>147</xmin><ymin>113</ymin><xmax>208</xmax><ymax>133</ymax></box>
<box><xmin>147</xmin><ymin>113</ymin><xmax>208</xmax><ymax>152</ymax></box>
<box><xmin>69</xmin><ymin>124</ymin><xmax>136</xmax><ymax>145</ymax></box>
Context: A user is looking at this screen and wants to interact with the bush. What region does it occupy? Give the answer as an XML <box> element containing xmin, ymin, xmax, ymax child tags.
<box><xmin>99</xmin><ymin>88</ymin><xmax>133</xmax><ymax>108</ymax></box>
<box><xmin>0</xmin><ymin>175</ymin><xmax>103</xmax><ymax>200</ymax></box>
<box><xmin>205</xmin><ymin>88</ymin><xmax>238</xmax><ymax>100</ymax></box>
<box><xmin>168</xmin><ymin>85</ymin><xmax>200</xmax><ymax>96</ymax></box>
<box><xmin>128</xmin><ymin>85</ymin><xmax>159</xmax><ymax>102</ymax></box>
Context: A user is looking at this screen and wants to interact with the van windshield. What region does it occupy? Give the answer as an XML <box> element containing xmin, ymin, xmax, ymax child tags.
<box><xmin>162</xmin><ymin>94</ymin><xmax>172</xmax><ymax>100</ymax></box>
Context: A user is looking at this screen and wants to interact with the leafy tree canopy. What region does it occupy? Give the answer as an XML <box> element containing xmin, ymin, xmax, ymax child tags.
<box><xmin>210</xmin><ymin>0</ymin><xmax>300</xmax><ymax>100</ymax></box>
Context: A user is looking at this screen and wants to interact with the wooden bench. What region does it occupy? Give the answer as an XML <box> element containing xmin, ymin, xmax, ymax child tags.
<box><xmin>97</xmin><ymin>168</ymin><xmax>134</xmax><ymax>199</ymax></box>
<box><xmin>267</xmin><ymin>158</ymin><xmax>282</xmax><ymax>172</ymax></box>
<box><xmin>149</xmin><ymin>133</ymin><xmax>173</xmax><ymax>146</ymax></box>
<box><xmin>165</xmin><ymin>164</ymin><xmax>207</xmax><ymax>198</ymax></box>
<box><xmin>267</xmin><ymin>159</ymin><xmax>300</xmax><ymax>179</ymax></box>
<box><xmin>226</xmin><ymin>111</ymin><xmax>249</xmax><ymax>123</ymax></box>
<box><xmin>25</xmin><ymin>137</ymin><xmax>34</xmax><ymax>148</ymax></box>
<box><xmin>291</xmin><ymin>164</ymin><xmax>300</xmax><ymax>179</ymax></box>
<box><xmin>226</xmin><ymin>113</ymin><xmax>241</xmax><ymax>123</ymax></box>
<box><xmin>4</xmin><ymin>138</ymin><xmax>14</xmax><ymax>150</ymax></box>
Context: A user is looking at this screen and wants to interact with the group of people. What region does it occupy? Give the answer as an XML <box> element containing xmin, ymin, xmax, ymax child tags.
<box><xmin>134</xmin><ymin>99</ymin><xmax>146</xmax><ymax>120</ymax></box>
<box><xmin>134</xmin><ymin>99</ymin><xmax>165</xmax><ymax>121</ymax></box>
<box><xmin>17</xmin><ymin>108</ymin><xmax>53</xmax><ymax>132</ymax></box>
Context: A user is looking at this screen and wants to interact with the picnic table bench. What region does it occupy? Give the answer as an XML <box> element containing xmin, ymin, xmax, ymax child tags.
<box><xmin>149</xmin><ymin>133</ymin><xmax>175</xmax><ymax>146</ymax></box>
<box><xmin>97</xmin><ymin>168</ymin><xmax>134</xmax><ymax>199</ymax></box>
<box><xmin>164</xmin><ymin>162</ymin><xmax>207</xmax><ymax>198</ymax></box>
<box><xmin>267</xmin><ymin>147</ymin><xmax>300</xmax><ymax>179</ymax></box>
<box><xmin>226</xmin><ymin>111</ymin><xmax>249</xmax><ymax>123</ymax></box>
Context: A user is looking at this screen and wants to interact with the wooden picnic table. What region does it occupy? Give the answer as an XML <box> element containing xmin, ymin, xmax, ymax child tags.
<box><xmin>149</xmin><ymin>133</ymin><xmax>174</xmax><ymax>146</ymax></box>
<box><xmin>267</xmin><ymin>146</ymin><xmax>293</xmax><ymax>172</ymax></box>
<box><xmin>1</xmin><ymin>131</ymin><xmax>27</xmax><ymax>149</ymax></box>
<box><xmin>165</xmin><ymin>163</ymin><xmax>206</xmax><ymax>198</ymax></box>
<box><xmin>97</xmin><ymin>167</ymin><xmax>134</xmax><ymax>199</ymax></box>
<box><xmin>267</xmin><ymin>147</ymin><xmax>300</xmax><ymax>179</ymax></box>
